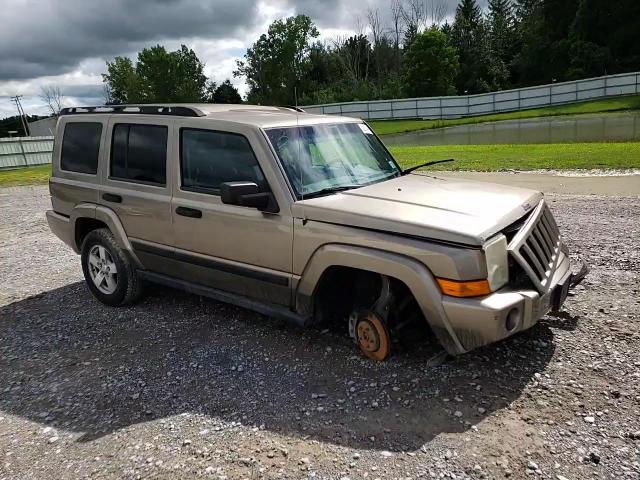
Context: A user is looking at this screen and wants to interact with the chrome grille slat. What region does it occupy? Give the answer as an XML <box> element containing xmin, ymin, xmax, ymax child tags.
<box><xmin>532</xmin><ymin>228</ymin><xmax>553</xmax><ymax>260</ymax></box>
<box><xmin>507</xmin><ymin>199</ymin><xmax>563</xmax><ymax>293</ymax></box>
<box><xmin>522</xmin><ymin>243</ymin><xmax>546</xmax><ymax>278</ymax></box>
<box><xmin>543</xmin><ymin>222</ymin><xmax>556</xmax><ymax>245</ymax></box>
<box><xmin>543</xmin><ymin>210</ymin><xmax>559</xmax><ymax>237</ymax></box>
<box><xmin>540</xmin><ymin>214</ymin><xmax>552</xmax><ymax>236</ymax></box>
<box><xmin>537</xmin><ymin>220</ymin><xmax>555</xmax><ymax>251</ymax></box>
<box><xmin>528</xmin><ymin>234</ymin><xmax>549</xmax><ymax>267</ymax></box>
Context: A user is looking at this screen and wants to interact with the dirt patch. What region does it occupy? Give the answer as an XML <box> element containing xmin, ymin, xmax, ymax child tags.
<box><xmin>1</xmin><ymin>186</ymin><xmax>639</xmax><ymax>479</ymax></box>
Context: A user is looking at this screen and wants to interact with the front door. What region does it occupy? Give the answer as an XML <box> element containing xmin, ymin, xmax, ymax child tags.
<box><xmin>170</xmin><ymin>124</ymin><xmax>293</xmax><ymax>306</ymax></box>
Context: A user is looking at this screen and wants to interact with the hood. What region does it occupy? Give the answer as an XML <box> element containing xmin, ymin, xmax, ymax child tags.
<box><xmin>294</xmin><ymin>174</ymin><xmax>542</xmax><ymax>246</ymax></box>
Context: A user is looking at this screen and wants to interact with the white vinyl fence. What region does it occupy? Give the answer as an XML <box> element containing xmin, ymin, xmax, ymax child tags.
<box><xmin>0</xmin><ymin>136</ymin><xmax>53</xmax><ymax>169</ymax></box>
<box><xmin>304</xmin><ymin>72</ymin><xmax>640</xmax><ymax>120</ymax></box>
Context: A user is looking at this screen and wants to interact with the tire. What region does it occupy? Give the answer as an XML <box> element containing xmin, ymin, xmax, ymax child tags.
<box><xmin>80</xmin><ymin>228</ymin><xmax>142</xmax><ymax>306</ymax></box>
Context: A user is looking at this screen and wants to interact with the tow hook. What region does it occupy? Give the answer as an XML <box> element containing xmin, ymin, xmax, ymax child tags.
<box><xmin>569</xmin><ymin>261</ymin><xmax>589</xmax><ymax>289</ymax></box>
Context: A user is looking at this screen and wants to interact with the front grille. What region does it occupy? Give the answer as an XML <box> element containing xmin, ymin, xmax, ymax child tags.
<box><xmin>507</xmin><ymin>200</ymin><xmax>562</xmax><ymax>293</ymax></box>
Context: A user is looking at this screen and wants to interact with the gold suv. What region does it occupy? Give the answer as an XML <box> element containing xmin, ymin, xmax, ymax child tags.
<box><xmin>46</xmin><ymin>104</ymin><xmax>587</xmax><ymax>360</ymax></box>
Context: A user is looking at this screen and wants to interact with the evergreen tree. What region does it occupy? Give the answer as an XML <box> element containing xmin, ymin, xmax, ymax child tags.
<box><xmin>451</xmin><ymin>0</ymin><xmax>492</xmax><ymax>93</ymax></box>
<box><xmin>512</xmin><ymin>0</ymin><xmax>579</xmax><ymax>85</ymax></box>
<box><xmin>569</xmin><ymin>0</ymin><xmax>640</xmax><ymax>77</ymax></box>
<box><xmin>513</xmin><ymin>0</ymin><xmax>539</xmax><ymax>21</ymax></box>
<box><xmin>440</xmin><ymin>22</ymin><xmax>453</xmax><ymax>41</ymax></box>
<box><xmin>210</xmin><ymin>80</ymin><xmax>243</xmax><ymax>104</ymax></box>
<box><xmin>402</xmin><ymin>24</ymin><xmax>419</xmax><ymax>50</ymax></box>
<box><xmin>487</xmin><ymin>0</ymin><xmax>517</xmax><ymax>88</ymax></box>
<box><xmin>488</xmin><ymin>0</ymin><xmax>516</xmax><ymax>62</ymax></box>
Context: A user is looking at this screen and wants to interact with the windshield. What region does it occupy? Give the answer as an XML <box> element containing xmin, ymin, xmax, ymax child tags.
<box><xmin>265</xmin><ymin>123</ymin><xmax>401</xmax><ymax>199</ymax></box>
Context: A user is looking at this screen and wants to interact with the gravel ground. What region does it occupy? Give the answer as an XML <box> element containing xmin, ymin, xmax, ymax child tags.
<box><xmin>1</xmin><ymin>185</ymin><xmax>639</xmax><ymax>480</ymax></box>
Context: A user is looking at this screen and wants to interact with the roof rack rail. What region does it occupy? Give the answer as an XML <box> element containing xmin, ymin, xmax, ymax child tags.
<box><xmin>279</xmin><ymin>106</ymin><xmax>306</xmax><ymax>113</ymax></box>
<box><xmin>59</xmin><ymin>105</ymin><xmax>206</xmax><ymax>117</ymax></box>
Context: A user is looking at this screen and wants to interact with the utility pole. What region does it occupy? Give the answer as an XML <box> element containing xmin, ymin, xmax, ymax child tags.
<box><xmin>10</xmin><ymin>95</ymin><xmax>31</xmax><ymax>137</ymax></box>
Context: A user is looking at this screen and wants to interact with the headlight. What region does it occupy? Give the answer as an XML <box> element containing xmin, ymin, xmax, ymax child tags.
<box><xmin>483</xmin><ymin>234</ymin><xmax>508</xmax><ymax>291</ymax></box>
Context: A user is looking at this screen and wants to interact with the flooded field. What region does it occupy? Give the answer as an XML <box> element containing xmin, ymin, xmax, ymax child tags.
<box><xmin>383</xmin><ymin>111</ymin><xmax>640</xmax><ymax>146</ymax></box>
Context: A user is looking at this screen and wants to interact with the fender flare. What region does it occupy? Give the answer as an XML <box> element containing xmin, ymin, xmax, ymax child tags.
<box><xmin>70</xmin><ymin>203</ymin><xmax>143</xmax><ymax>268</ymax></box>
<box><xmin>295</xmin><ymin>243</ymin><xmax>465</xmax><ymax>354</ymax></box>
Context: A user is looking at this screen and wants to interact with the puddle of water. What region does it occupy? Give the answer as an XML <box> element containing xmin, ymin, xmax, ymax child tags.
<box><xmin>384</xmin><ymin>112</ymin><xmax>640</xmax><ymax>146</ymax></box>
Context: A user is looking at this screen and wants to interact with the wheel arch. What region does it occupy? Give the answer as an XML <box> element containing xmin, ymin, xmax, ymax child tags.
<box><xmin>70</xmin><ymin>204</ymin><xmax>142</xmax><ymax>268</ymax></box>
<box><xmin>295</xmin><ymin>243</ymin><xmax>466</xmax><ymax>355</ymax></box>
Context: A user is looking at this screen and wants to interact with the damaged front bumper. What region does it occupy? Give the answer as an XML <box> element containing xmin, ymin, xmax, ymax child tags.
<box><xmin>440</xmin><ymin>251</ymin><xmax>588</xmax><ymax>354</ymax></box>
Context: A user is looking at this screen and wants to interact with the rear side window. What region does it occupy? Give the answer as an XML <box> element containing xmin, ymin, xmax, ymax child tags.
<box><xmin>110</xmin><ymin>124</ymin><xmax>167</xmax><ymax>185</ymax></box>
<box><xmin>60</xmin><ymin>122</ymin><xmax>102</xmax><ymax>174</ymax></box>
<box><xmin>180</xmin><ymin>128</ymin><xmax>265</xmax><ymax>193</ymax></box>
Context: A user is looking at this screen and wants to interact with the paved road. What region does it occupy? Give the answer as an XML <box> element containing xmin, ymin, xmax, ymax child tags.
<box><xmin>435</xmin><ymin>171</ymin><xmax>640</xmax><ymax>196</ymax></box>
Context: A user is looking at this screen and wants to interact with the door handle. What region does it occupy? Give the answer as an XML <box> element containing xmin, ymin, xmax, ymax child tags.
<box><xmin>175</xmin><ymin>206</ymin><xmax>202</xmax><ymax>218</ymax></box>
<box><xmin>102</xmin><ymin>193</ymin><xmax>122</xmax><ymax>203</ymax></box>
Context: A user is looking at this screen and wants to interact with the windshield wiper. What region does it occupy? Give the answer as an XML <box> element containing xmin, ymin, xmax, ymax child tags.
<box><xmin>403</xmin><ymin>158</ymin><xmax>455</xmax><ymax>175</ymax></box>
<box><xmin>302</xmin><ymin>185</ymin><xmax>362</xmax><ymax>199</ymax></box>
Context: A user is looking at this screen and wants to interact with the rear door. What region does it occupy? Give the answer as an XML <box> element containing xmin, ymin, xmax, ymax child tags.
<box><xmin>50</xmin><ymin>117</ymin><xmax>106</xmax><ymax>214</ymax></box>
<box><xmin>170</xmin><ymin>122</ymin><xmax>293</xmax><ymax>306</ymax></box>
<box><xmin>100</xmin><ymin>116</ymin><xmax>175</xmax><ymax>269</ymax></box>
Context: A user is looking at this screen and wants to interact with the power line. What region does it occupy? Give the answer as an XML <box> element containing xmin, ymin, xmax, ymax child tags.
<box><xmin>10</xmin><ymin>95</ymin><xmax>31</xmax><ymax>137</ymax></box>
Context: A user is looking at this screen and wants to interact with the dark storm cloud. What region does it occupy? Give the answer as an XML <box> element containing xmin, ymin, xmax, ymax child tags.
<box><xmin>286</xmin><ymin>0</ymin><xmax>486</xmax><ymax>30</ymax></box>
<box><xmin>1</xmin><ymin>0</ymin><xmax>488</xmax><ymax>84</ymax></box>
<box><xmin>0</xmin><ymin>0</ymin><xmax>258</xmax><ymax>80</ymax></box>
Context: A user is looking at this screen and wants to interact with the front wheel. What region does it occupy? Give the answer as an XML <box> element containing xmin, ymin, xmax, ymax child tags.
<box><xmin>80</xmin><ymin>228</ymin><xmax>142</xmax><ymax>306</ymax></box>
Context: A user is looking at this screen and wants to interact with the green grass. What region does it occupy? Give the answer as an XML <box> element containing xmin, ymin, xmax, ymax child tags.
<box><xmin>0</xmin><ymin>164</ymin><xmax>51</xmax><ymax>186</ymax></box>
<box><xmin>389</xmin><ymin>142</ymin><xmax>640</xmax><ymax>171</ymax></box>
<box><xmin>1</xmin><ymin>142</ymin><xmax>638</xmax><ymax>188</ymax></box>
<box><xmin>370</xmin><ymin>95</ymin><xmax>640</xmax><ymax>136</ymax></box>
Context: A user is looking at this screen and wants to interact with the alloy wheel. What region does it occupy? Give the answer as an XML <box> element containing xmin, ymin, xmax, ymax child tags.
<box><xmin>87</xmin><ymin>245</ymin><xmax>118</xmax><ymax>294</ymax></box>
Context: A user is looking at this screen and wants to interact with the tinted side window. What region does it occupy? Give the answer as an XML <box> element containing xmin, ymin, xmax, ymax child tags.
<box><xmin>60</xmin><ymin>122</ymin><xmax>102</xmax><ymax>174</ymax></box>
<box><xmin>110</xmin><ymin>124</ymin><xmax>167</xmax><ymax>185</ymax></box>
<box><xmin>180</xmin><ymin>129</ymin><xmax>266</xmax><ymax>193</ymax></box>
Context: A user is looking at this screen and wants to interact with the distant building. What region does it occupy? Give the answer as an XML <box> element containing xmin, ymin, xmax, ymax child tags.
<box><xmin>28</xmin><ymin>116</ymin><xmax>57</xmax><ymax>136</ymax></box>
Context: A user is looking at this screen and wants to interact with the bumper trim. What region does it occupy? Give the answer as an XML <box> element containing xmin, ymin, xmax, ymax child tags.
<box><xmin>46</xmin><ymin>209</ymin><xmax>74</xmax><ymax>249</ymax></box>
<box><xmin>442</xmin><ymin>254</ymin><xmax>583</xmax><ymax>352</ymax></box>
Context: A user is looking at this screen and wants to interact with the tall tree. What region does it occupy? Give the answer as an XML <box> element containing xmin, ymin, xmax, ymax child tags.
<box><xmin>103</xmin><ymin>45</ymin><xmax>207</xmax><ymax>103</ymax></box>
<box><xmin>451</xmin><ymin>0</ymin><xmax>492</xmax><ymax>93</ymax></box>
<box><xmin>103</xmin><ymin>57</ymin><xmax>140</xmax><ymax>103</ymax></box>
<box><xmin>334</xmin><ymin>35</ymin><xmax>373</xmax><ymax>88</ymax></box>
<box><xmin>513</xmin><ymin>0</ymin><xmax>539</xmax><ymax>20</ymax></box>
<box><xmin>568</xmin><ymin>0</ymin><xmax>640</xmax><ymax>77</ymax></box>
<box><xmin>487</xmin><ymin>0</ymin><xmax>517</xmax><ymax>88</ymax></box>
<box><xmin>234</xmin><ymin>15</ymin><xmax>319</xmax><ymax>105</ymax></box>
<box><xmin>513</xmin><ymin>0</ymin><xmax>580</xmax><ymax>85</ymax></box>
<box><xmin>39</xmin><ymin>85</ymin><xmax>65</xmax><ymax>116</ymax></box>
<box><xmin>403</xmin><ymin>27</ymin><xmax>459</xmax><ymax>97</ymax></box>
<box><xmin>390</xmin><ymin>0</ymin><xmax>403</xmax><ymax>62</ymax></box>
<box><xmin>210</xmin><ymin>80</ymin><xmax>243</xmax><ymax>104</ymax></box>
<box><xmin>173</xmin><ymin>46</ymin><xmax>209</xmax><ymax>102</ymax></box>
<box><xmin>330</xmin><ymin>35</ymin><xmax>376</xmax><ymax>101</ymax></box>
<box><xmin>402</xmin><ymin>23</ymin><xmax>419</xmax><ymax>49</ymax></box>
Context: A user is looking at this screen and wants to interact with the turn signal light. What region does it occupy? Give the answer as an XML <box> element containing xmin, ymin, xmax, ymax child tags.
<box><xmin>436</xmin><ymin>278</ymin><xmax>491</xmax><ymax>298</ymax></box>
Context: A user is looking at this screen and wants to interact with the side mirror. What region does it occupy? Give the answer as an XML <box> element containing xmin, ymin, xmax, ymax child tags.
<box><xmin>220</xmin><ymin>181</ymin><xmax>279</xmax><ymax>213</ymax></box>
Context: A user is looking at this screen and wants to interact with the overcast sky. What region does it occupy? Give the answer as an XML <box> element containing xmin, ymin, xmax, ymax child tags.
<box><xmin>0</xmin><ymin>0</ymin><xmax>485</xmax><ymax>119</ymax></box>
